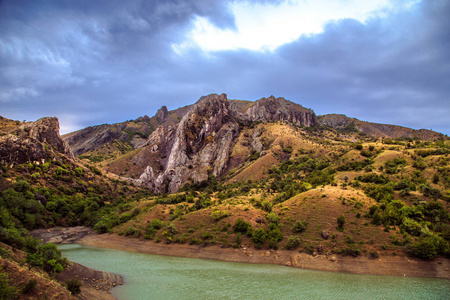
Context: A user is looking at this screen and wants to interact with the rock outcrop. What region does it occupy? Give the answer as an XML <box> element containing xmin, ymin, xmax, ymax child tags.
<box><xmin>0</xmin><ymin>117</ymin><xmax>73</xmax><ymax>165</ymax></box>
<box><xmin>139</xmin><ymin>94</ymin><xmax>240</xmax><ymax>193</ymax></box>
<box><xmin>244</xmin><ymin>96</ymin><xmax>316</xmax><ymax>127</ymax></box>
<box><xmin>155</xmin><ymin>106</ymin><xmax>169</xmax><ymax>122</ymax></box>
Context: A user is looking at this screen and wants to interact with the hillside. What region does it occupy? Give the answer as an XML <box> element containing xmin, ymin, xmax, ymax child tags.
<box><xmin>0</xmin><ymin>116</ymin><xmax>146</xmax><ymax>298</ymax></box>
<box><xmin>58</xmin><ymin>94</ymin><xmax>449</xmax><ymax>265</ymax></box>
<box><xmin>0</xmin><ymin>93</ymin><xmax>449</xmax><ymax>286</ymax></box>
<box><xmin>318</xmin><ymin>114</ymin><xmax>445</xmax><ymax>141</ymax></box>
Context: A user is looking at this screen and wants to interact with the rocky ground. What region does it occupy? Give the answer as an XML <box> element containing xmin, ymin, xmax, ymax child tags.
<box><xmin>30</xmin><ymin>226</ymin><xmax>94</xmax><ymax>244</ymax></box>
<box><xmin>56</xmin><ymin>262</ymin><xmax>123</xmax><ymax>300</ymax></box>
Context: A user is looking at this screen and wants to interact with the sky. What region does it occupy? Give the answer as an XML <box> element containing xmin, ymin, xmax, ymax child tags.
<box><xmin>0</xmin><ymin>0</ymin><xmax>449</xmax><ymax>135</ymax></box>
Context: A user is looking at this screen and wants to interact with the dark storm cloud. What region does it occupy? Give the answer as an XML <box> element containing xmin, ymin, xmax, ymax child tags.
<box><xmin>0</xmin><ymin>0</ymin><xmax>449</xmax><ymax>135</ymax></box>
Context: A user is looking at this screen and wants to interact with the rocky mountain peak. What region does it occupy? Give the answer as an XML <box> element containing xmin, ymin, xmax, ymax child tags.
<box><xmin>21</xmin><ymin>117</ymin><xmax>72</xmax><ymax>156</ymax></box>
<box><xmin>155</xmin><ymin>106</ymin><xmax>169</xmax><ymax>122</ymax></box>
<box><xmin>245</xmin><ymin>96</ymin><xmax>316</xmax><ymax>127</ymax></box>
<box><xmin>139</xmin><ymin>93</ymin><xmax>239</xmax><ymax>193</ymax></box>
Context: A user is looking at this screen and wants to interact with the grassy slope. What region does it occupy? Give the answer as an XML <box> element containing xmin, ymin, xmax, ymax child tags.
<box><xmin>103</xmin><ymin>123</ymin><xmax>449</xmax><ymax>260</ymax></box>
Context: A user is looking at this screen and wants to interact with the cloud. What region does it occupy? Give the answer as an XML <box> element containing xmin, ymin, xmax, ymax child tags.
<box><xmin>175</xmin><ymin>0</ymin><xmax>397</xmax><ymax>52</ymax></box>
<box><xmin>0</xmin><ymin>0</ymin><xmax>449</xmax><ymax>135</ymax></box>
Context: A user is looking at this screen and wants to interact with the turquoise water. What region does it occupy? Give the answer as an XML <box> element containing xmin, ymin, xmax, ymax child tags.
<box><xmin>58</xmin><ymin>244</ymin><xmax>449</xmax><ymax>300</ymax></box>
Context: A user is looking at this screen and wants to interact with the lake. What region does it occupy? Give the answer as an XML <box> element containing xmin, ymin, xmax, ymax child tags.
<box><xmin>58</xmin><ymin>244</ymin><xmax>449</xmax><ymax>299</ymax></box>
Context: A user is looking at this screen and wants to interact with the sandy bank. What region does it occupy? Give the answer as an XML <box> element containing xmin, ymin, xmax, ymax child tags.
<box><xmin>79</xmin><ymin>232</ymin><xmax>450</xmax><ymax>280</ymax></box>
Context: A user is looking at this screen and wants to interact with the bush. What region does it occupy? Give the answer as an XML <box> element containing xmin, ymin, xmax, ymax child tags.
<box><xmin>125</xmin><ymin>227</ymin><xmax>139</xmax><ymax>237</ymax></box>
<box><xmin>261</xmin><ymin>201</ymin><xmax>272</xmax><ymax>212</ymax></box>
<box><xmin>22</xmin><ymin>279</ymin><xmax>37</xmax><ymax>294</ymax></box>
<box><xmin>337</xmin><ymin>215</ymin><xmax>346</xmax><ymax>230</ymax></box>
<box><xmin>368</xmin><ymin>251</ymin><xmax>379</xmax><ymax>259</ymax></box>
<box><xmin>292</xmin><ymin>221</ymin><xmax>307</xmax><ymax>233</ymax></box>
<box><xmin>93</xmin><ymin>220</ymin><xmax>110</xmax><ymax>233</ymax></box>
<box><xmin>285</xmin><ymin>236</ymin><xmax>300</xmax><ymax>250</ymax></box>
<box><xmin>251</xmin><ymin>229</ymin><xmax>266</xmax><ymax>248</ymax></box>
<box><xmin>266</xmin><ymin>213</ymin><xmax>279</xmax><ymax>224</ymax></box>
<box><xmin>0</xmin><ymin>272</ymin><xmax>18</xmax><ymax>299</ymax></box>
<box><xmin>66</xmin><ymin>278</ymin><xmax>81</xmax><ymax>295</ymax></box>
<box><xmin>150</xmin><ymin>219</ymin><xmax>163</xmax><ymax>230</ymax></box>
<box><xmin>211</xmin><ymin>209</ymin><xmax>230</xmax><ymax>221</ymax></box>
<box><xmin>412</xmin><ymin>235</ymin><xmax>449</xmax><ymax>259</ymax></box>
<box><xmin>233</xmin><ymin>218</ymin><xmax>252</xmax><ymax>233</ymax></box>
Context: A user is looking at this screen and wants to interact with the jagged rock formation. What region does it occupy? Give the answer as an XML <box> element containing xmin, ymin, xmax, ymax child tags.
<box><xmin>155</xmin><ymin>106</ymin><xmax>169</xmax><ymax>122</ymax></box>
<box><xmin>132</xmin><ymin>93</ymin><xmax>317</xmax><ymax>193</ymax></box>
<box><xmin>245</xmin><ymin>96</ymin><xmax>316</xmax><ymax>127</ymax></box>
<box><xmin>138</xmin><ymin>94</ymin><xmax>240</xmax><ymax>193</ymax></box>
<box><xmin>0</xmin><ymin>116</ymin><xmax>73</xmax><ymax>165</ymax></box>
<box><xmin>318</xmin><ymin>114</ymin><xmax>446</xmax><ymax>141</ymax></box>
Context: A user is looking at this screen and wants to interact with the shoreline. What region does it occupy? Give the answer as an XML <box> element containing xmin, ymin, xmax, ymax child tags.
<box><xmin>78</xmin><ymin>231</ymin><xmax>450</xmax><ymax>280</ymax></box>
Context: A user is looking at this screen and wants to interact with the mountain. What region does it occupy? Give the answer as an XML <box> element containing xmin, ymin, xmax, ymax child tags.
<box><xmin>318</xmin><ymin>114</ymin><xmax>444</xmax><ymax>140</ymax></box>
<box><xmin>1</xmin><ymin>94</ymin><xmax>449</xmax><ymax>281</ymax></box>
<box><xmin>63</xmin><ymin>94</ymin><xmax>445</xmax><ymax>194</ymax></box>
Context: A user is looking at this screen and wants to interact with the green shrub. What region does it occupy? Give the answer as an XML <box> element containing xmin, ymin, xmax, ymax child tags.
<box><xmin>125</xmin><ymin>227</ymin><xmax>139</xmax><ymax>237</ymax></box>
<box><xmin>261</xmin><ymin>201</ymin><xmax>272</xmax><ymax>212</ymax></box>
<box><xmin>285</xmin><ymin>236</ymin><xmax>300</xmax><ymax>250</ymax></box>
<box><xmin>337</xmin><ymin>215</ymin><xmax>346</xmax><ymax>230</ymax></box>
<box><xmin>22</xmin><ymin>279</ymin><xmax>37</xmax><ymax>294</ymax></box>
<box><xmin>66</xmin><ymin>278</ymin><xmax>81</xmax><ymax>295</ymax></box>
<box><xmin>251</xmin><ymin>229</ymin><xmax>266</xmax><ymax>248</ymax></box>
<box><xmin>233</xmin><ymin>218</ymin><xmax>252</xmax><ymax>233</ymax></box>
<box><xmin>292</xmin><ymin>221</ymin><xmax>307</xmax><ymax>233</ymax></box>
<box><xmin>412</xmin><ymin>235</ymin><xmax>449</xmax><ymax>259</ymax></box>
<box><xmin>266</xmin><ymin>213</ymin><xmax>279</xmax><ymax>224</ymax></box>
<box><xmin>211</xmin><ymin>209</ymin><xmax>230</xmax><ymax>220</ymax></box>
<box><xmin>368</xmin><ymin>251</ymin><xmax>379</xmax><ymax>259</ymax></box>
<box><xmin>93</xmin><ymin>220</ymin><xmax>110</xmax><ymax>233</ymax></box>
<box><xmin>0</xmin><ymin>272</ymin><xmax>18</xmax><ymax>299</ymax></box>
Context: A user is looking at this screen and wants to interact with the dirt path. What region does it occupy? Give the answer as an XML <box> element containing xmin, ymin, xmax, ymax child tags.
<box><xmin>79</xmin><ymin>232</ymin><xmax>450</xmax><ymax>280</ymax></box>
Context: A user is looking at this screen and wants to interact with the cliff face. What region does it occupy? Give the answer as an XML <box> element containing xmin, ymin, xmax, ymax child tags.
<box><xmin>138</xmin><ymin>94</ymin><xmax>240</xmax><ymax>193</ymax></box>
<box><xmin>0</xmin><ymin>117</ymin><xmax>73</xmax><ymax>165</ymax></box>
